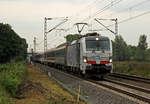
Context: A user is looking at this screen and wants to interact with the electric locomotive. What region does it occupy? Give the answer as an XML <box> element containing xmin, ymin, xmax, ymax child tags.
<box><xmin>66</xmin><ymin>32</ymin><xmax>112</xmax><ymax>78</ymax></box>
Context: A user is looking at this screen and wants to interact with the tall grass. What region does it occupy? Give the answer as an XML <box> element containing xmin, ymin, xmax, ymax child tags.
<box><xmin>113</xmin><ymin>61</ymin><xmax>150</xmax><ymax>78</ymax></box>
<box><xmin>0</xmin><ymin>85</ymin><xmax>11</xmax><ymax>104</ymax></box>
<box><xmin>0</xmin><ymin>62</ymin><xmax>27</xmax><ymax>96</ymax></box>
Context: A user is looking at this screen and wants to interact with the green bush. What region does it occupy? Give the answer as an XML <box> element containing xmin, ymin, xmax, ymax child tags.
<box><xmin>13</xmin><ymin>56</ymin><xmax>25</xmax><ymax>62</ymax></box>
<box><xmin>0</xmin><ymin>64</ymin><xmax>9</xmax><ymax>72</ymax></box>
<box><xmin>0</xmin><ymin>61</ymin><xmax>27</xmax><ymax>96</ymax></box>
<box><xmin>0</xmin><ymin>73</ymin><xmax>21</xmax><ymax>96</ymax></box>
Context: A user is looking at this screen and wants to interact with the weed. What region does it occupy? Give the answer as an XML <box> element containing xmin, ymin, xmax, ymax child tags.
<box><xmin>0</xmin><ymin>61</ymin><xmax>27</xmax><ymax>96</ymax></box>
<box><xmin>0</xmin><ymin>85</ymin><xmax>11</xmax><ymax>104</ymax></box>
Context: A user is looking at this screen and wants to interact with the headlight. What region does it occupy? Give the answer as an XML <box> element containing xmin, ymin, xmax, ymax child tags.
<box><xmin>83</xmin><ymin>58</ymin><xmax>87</xmax><ymax>63</ymax></box>
<box><xmin>109</xmin><ymin>59</ymin><xmax>112</xmax><ymax>63</ymax></box>
<box><xmin>96</xmin><ymin>37</ymin><xmax>99</xmax><ymax>40</ymax></box>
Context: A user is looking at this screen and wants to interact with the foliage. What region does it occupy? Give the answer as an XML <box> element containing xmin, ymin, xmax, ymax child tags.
<box><xmin>146</xmin><ymin>48</ymin><xmax>150</xmax><ymax>61</ymax></box>
<box><xmin>0</xmin><ymin>85</ymin><xmax>11</xmax><ymax>104</ymax></box>
<box><xmin>65</xmin><ymin>34</ymin><xmax>81</xmax><ymax>42</ymax></box>
<box><xmin>128</xmin><ymin>45</ymin><xmax>137</xmax><ymax>60</ymax></box>
<box><xmin>112</xmin><ymin>34</ymin><xmax>149</xmax><ymax>61</ymax></box>
<box><xmin>13</xmin><ymin>56</ymin><xmax>25</xmax><ymax>62</ymax></box>
<box><xmin>138</xmin><ymin>34</ymin><xmax>148</xmax><ymax>50</ymax></box>
<box><xmin>0</xmin><ymin>23</ymin><xmax>28</xmax><ymax>63</ymax></box>
<box><xmin>135</xmin><ymin>35</ymin><xmax>148</xmax><ymax>61</ymax></box>
<box><xmin>0</xmin><ymin>62</ymin><xmax>27</xmax><ymax>96</ymax></box>
<box><xmin>112</xmin><ymin>35</ymin><xmax>130</xmax><ymax>61</ymax></box>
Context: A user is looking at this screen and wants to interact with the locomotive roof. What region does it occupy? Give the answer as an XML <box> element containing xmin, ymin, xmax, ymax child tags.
<box><xmin>85</xmin><ymin>35</ymin><xmax>109</xmax><ymax>40</ymax></box>
<box><xmin>55</xmin><ymin>45</ymin><xmax>66</xmax><ymax>51</ymax></box>
<box><xmin>78</xmin><ymin>32</ymin><xmax>109</xmax><ymax>39</ymax></box>
<box><xmin>55</xmin><ymin>43</ymin><xmax>66</xmax><ymax>50</ymax></box>
<box><xmin>56</xmin><ymin>43</ymin><xmax>66</xmax><ymax>48</ymax></box>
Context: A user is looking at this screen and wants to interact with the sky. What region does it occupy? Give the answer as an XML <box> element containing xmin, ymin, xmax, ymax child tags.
<box><xmin>0</xmin><ymin>0</ymin><xmax>150</xmax><ymax>52</ymax></box>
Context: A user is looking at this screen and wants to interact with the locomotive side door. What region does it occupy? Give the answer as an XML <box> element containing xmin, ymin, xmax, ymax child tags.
<box><xmin>79</xmin><ymin>38</ymin><xmax>86</xmax><ymax>74</ymax></box>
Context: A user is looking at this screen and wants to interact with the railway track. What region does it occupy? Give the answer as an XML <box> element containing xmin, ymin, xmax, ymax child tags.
<box><xmin>109</xmin><ymin>73</ymin><xmax>150</xmax><ymax>84</ymax></box>
<box><xmin>36</xmin><ymin>63</ymin><xmax>150</xmax><ymax>103</ymax></box>
<box><xmin>87</xmin><ymin>76</ymin><xmax>150</xmax><ymax>103</ymax></box>
<box><xmin>67</xmin><ymin>73</ymin><xmax>150</xmax><ymax>103</ymax></box>
<box><xmin>89</xmin><ymin>79</ymin><xmax>150</xmax><ymax>103</ymax></box>
<box><xmin>104</xmin><ymin>78</ymin><xmax>150</xmax><ymax>94</ymax></box>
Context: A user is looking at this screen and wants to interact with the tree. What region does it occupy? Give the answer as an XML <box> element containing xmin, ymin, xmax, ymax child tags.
<box><xmin>128</xmin><ymin>45</ymin><xmax>137</xmax><ymax>60</ymax></box>
<box><xmin>135</xmin><ymin>34</ymin><xmax>148</xmax><ymax>61</ymax></box>
<box><xmin>147</xmin><ymin>48</ymin><xmax>150</xmax><ymax>61</ymax></box>
<box><xmin>112</xmin><ymin>35</ymin><xmax>130</xmax><ymax>61</ymax></box>
<box><xmin>138</xmin><ymin>35</ymin><xmax>148</xmax><ymax>50</ymax></box>
<box><xmin>65</xmin><ymin>34</ymin><xmax>81</xmax><ymax>42</ymax></box>
<box><xmin>0</xmin><ymin>23</ymin><xmax>28</xmax><ymax>63</ymax></box>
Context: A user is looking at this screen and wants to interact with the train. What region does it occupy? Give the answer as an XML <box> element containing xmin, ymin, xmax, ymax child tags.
<box><xmin>32</xmin><ymin>32</ymin><xmax>113</xmax><ymax>78</ymax></box>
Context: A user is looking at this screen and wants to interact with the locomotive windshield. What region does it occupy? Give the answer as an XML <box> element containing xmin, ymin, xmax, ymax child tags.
<box><xmin>86</xmin><ymin>39</ymin><xmax>110</xmax><ymax>51</ymax></box>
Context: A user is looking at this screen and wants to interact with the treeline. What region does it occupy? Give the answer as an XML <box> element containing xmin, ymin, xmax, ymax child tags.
<box><xmin>0</xmin><ymin>23</ymin><xmax>28</xmax><ymax>63</ymax></box>
<box><xmin>112</xmin><ymin>35</ymin><xmax>150</xmax><ymax>61</ymax></box>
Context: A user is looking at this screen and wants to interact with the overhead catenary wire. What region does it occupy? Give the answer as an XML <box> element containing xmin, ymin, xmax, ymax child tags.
<box><xmin>47</xmin><ymin>32</ymin><xmax>66</xmax><ymax>48</ymax></box>
<box><xmin>82</xmin><ymin>0</ymin><xmax>124</xmax><ymax>22</ymax></box>
<box><xmin>70</xmin><ymin>0</ymin><xmax>106</xmax><ymax>18</ymax></box>
<box><xmin>57</xmin><ymin>0</ymin><xmax>102</xmax><ymax>33</ymax></box>
<box><xmin>87</xmin><ymin>0</ymin><xmax>150</xmax><ymax>32</ymax></box>
<box><xmin>60</xmin><ymin>0</ymin><xmax>126</xmax><ymax>36</ymax></box>
<box><xmin>64</xmin><ymin>0</ymin><xmax>115</xmax><ymax>33</ymax></box>
<box><xmin>96</xmin><ymin>10</ymin><xmax>150</xmax><ymax>32</ymax></box>
<box><xmin>61</xmin><ymin>0</ymin><xmax>123</xmax><ymax>34</ymax></box>
<box><xmin>62</xmin><ymin>0</ymin><xmax>124</xmax><ymax>35</ymax></box>
<box><xmin>37</xmin><ymin>40</ymin><xmax>44</xmax><ymax>46</ymax></box>
<box><xmin>101</xmin><ymin>0</ymin><xmax>150</xmax><ymax>18</ymax></box>
<box><xmin>119</xmin><ymin>10</ymin><xmax>150</xmax><ymax>24</ymax></box>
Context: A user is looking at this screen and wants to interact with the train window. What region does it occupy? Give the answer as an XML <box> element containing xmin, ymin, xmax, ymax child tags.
<box><xmin>55</xmin><ymin>49</ymin><xmax>65</xmax><ymax>57</ymax></box>
<box><xmin>86</xmin><ymin>39</ymin><xmax>110</xmax><ymax>51</ymax></box>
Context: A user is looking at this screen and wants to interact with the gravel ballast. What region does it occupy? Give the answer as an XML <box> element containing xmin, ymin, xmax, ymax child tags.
<box><xmin>35</xmin><ymin>63</ymin><xmax>146</xmax><ymax>104</ymax></box>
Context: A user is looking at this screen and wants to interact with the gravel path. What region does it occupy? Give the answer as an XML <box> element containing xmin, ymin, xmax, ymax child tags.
<box><xmin>35</xmin><ymin>63</ymin><xmax>145</xmax><ymax>104</ymax></box>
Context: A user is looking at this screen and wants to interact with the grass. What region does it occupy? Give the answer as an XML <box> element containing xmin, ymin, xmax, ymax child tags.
<box><xmin>69</xmin><ymin>86</ymin><xmax>89</xmax><ymax>99</ymax></box>
<box><xmin>0</xmin><ymin>62</ymin><xmax>27</xmax><ymax>96</ymax></box>
<box><xmin>0</xmin><ymin>63</ymin><xmax>87</xmax><ymax>104</ymax></box>
<box><xmin>0</xmin><ymin>61</ymin><xmax>27</xmax><ymax>104</ymax></box>
<box><xmin>15</xmin><ymin>65</ymin><xmax>87</xmax><ymax>104</ymax></box>
<box><xmin>0</xmin><ymin>85</ymin><xmax>11</xmax><ymax>104</ymax></box>
<box><xmin>113</xmin><ymin>61</ymin><xmax>150</xmax><ymax>78</ymax></box>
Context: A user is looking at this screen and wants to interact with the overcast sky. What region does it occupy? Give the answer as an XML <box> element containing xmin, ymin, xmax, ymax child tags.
<box><xmin>0</xmin><ymin>0</ymin><xmax>150</xmax><ymax>52</ymax></box>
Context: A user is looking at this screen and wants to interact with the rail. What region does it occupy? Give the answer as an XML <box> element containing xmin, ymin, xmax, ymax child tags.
<box><xmin>109</xmin><ymin>73</ymin><xmax>150</xmax><ymax>84</ymax></box>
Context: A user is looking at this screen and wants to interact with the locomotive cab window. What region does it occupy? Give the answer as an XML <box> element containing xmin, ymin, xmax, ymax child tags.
<box><xmin>86</xmin><ymin>38</ymin><xmax>110</xmax><ymax>51</ymax></box>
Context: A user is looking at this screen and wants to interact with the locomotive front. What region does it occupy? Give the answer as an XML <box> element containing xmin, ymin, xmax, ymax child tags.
<box><xmin>80</xmin><ymin>34</ymin><xmax>112</xmax><ymax>77</ymax></box>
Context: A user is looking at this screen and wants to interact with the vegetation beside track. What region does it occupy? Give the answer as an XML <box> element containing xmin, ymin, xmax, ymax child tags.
<box><xmin>0</xmin><ymin>63</ymin><xmax>87</xmax><ymax>104</ymax></box>
<box><xmin>14</xmin><ymin>65</ymin><xmax>86</xmax><ymax>104</ymax></box>
<box><xmin>0</xmin><ymin>84</ymin><xmax>12</xmax><ymax>104</ymax></box>
<box><xmin>0</xmin><ymin>61</ymin><xmax>27</xmax><ymax>104</ymax></box>
<box><xmin>113</xmin><ymin>61</ymin><xmax>150</xmax><ymax>78</ymax></box>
